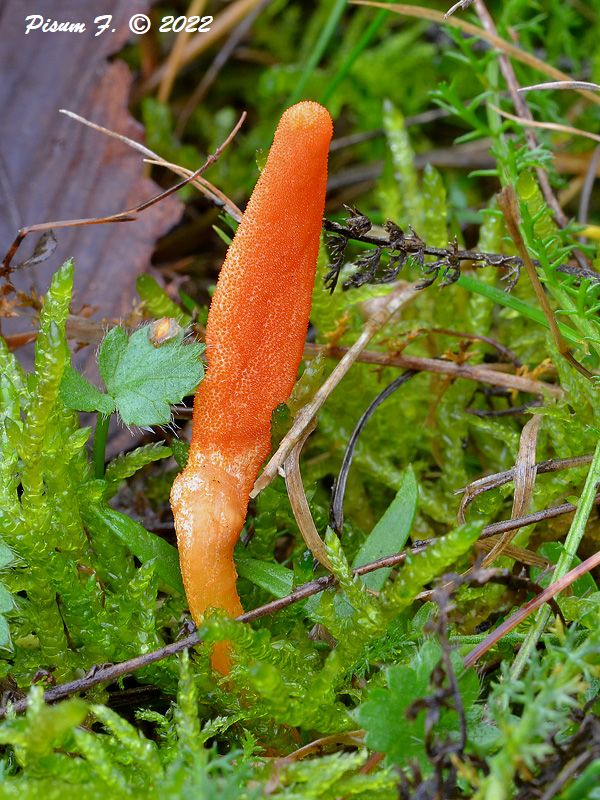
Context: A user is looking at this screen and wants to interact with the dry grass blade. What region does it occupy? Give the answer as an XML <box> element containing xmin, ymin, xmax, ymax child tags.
<box><xmin>250</xmin><ymin>282</ymin><xmax>419</xmax><ymax>498</ymax></box>
<box><xmin>445</xmin><ymin>0</ymin><xmax>475</xmax><ymax>18</ymax></box>
<box><xmin>464</xmin><ymin>548</ymin><xmax>600</xmax><ymax>667</ymax></box>
<box><xmin>482</xmin><ymin>415</ymin><xmax>542</xmax><ymax>566</ymax></box>
<box><xmin>491</xmin><ymin>104</ymin><xmax>600</xmax><ymax>146</ymax></box>
<box><xmin>139</xmin><ymin>0</ymin><xmax>267</xmax><ymax>95</ymax></box>
<box><xmin>476</xmin><ymin>540</ymin><xmax>549</xmax><ymax>569</ymax></box>
<box><xmin>269</xmin><ymin>730</ymin><xmax>365</xmax><ymax>771</ymax></box>
<box><xmin>352</xmin><ymin>2</ymin><xmax>600</xmax><ymax>106</ymax></box>
<box><xmin>519</xmin><ymin>81</ymin><xmax>600</xmax><ymax>94</ymax></box>
<box><xmin>456</xmin><ymin>454</ymin><xmax>593</xmax><ymax>523</ymax></box>
<box><xmin>157</xmin><ymin>0</ymin><xmax>208</xmax><ymax>104</ymax></box>
<box><xmin>284</xmin><ymin>420</ymin><xmax>333</xmax><ymax>570</ymax></box>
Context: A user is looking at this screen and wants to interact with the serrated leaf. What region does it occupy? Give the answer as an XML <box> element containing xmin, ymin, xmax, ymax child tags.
<box><xmin>170</xmin><ymin>438</ymin><xmax>190</xmax><ymax>469</ymax></box>
<box><xmin>353</xmin><ymin>466</ymin><xmax>417</xmax><ymax>592</ymax></box>
<box><xmin>356</xmin><ymin>640</ymin><xmax>479</xmax><ymax>769</ymax></box>
<box><xmin>98</xmin><ymin>325</ymin><xmax>204</xmax><ymax>426</ymax></box>
<box><xmin>60</xmin><ymin>364</ymin><xmax>116</xmax><ymax>415</ymax></box>
<box><xmin>104</xmin><ymin>443</ymin><xmax>172</xmax><ymax>487</ymax></box>
<box><xmin>356</xmin><ymin>640</ymin><xmax>437</xmax><ymax>767</ymax></box>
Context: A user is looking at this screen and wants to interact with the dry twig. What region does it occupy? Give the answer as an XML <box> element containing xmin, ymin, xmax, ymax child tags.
<box><xmin>1</xmin><ymin>113</ymin><xmax>247</xmax><ymax>278</ymax></box>
<box><xmin>59</xmin><ymin>109</ymin><xmax>243</xmax><ymax>222</ymax></box>
<box><xmin>3</xmin><ymin>493</ymin><xmax>598</xmax><ymax>717</ymax></box>
<box><xmin>464</xmin><ymin>548</ymin><xmax>600</xmax><ymax>667</ymax></box>
<box><xmin>250</xmin><ymin>283</ymin><xmax>419</xmax><ymax>497</ymax></box>
<box><xmin>303</xmin><ymin>343</ymin><xmax>564</xmax><ymax>398</ymax></box>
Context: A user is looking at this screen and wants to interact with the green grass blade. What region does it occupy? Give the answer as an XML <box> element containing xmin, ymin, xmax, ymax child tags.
<box><xmin>286</xmin><ymin>0</ymin><xmax>347</xmax><ymax>107</ymax></box>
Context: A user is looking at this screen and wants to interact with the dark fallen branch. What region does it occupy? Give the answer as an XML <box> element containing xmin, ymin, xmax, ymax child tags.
<box><xmin>323</xmin><ymin>212</ymin><xmax>600</xmax><ymax>292</ymax></box>
<box><xmin>2</xmin><ymin>492</ymin><xmax>598</xmax><ymax>717</ymax></box>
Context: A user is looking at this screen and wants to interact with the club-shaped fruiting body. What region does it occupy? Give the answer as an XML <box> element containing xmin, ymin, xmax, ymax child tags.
<box><xmin>170</xmin><ymin>101</ymin><xmax>333</xmax><ymax>672</ymax></box>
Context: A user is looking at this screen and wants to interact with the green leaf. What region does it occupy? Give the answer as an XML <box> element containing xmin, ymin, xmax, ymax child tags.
<box><xmin>170</xmin><ymin>439</ymin><xmax>190</xmax><ymax>469</ymax></box>
<box><xmin>212</xmin><ymin>225</ymin><xmax>233</xmax><ymax>246</ymax></box>
<box><xmin>136</xmin><ymin>274</ymin><xmax>191</xmax><ymax>326</ymax></box>
<box><xmin>356</xmin><ymin>640</ymin><xmax>438</xmax><ymax>767</ymax></box>
<box><xmin>352</xmin><ymin>466</ymin><xmax>417</xmax><ymax>592</ymax></box>
<box><xmin>235</xmin><ymin>554</ymin><xmax>294</xmax><ymax>599</ymax></box>
<box><xmin>104</xmin><ymin>443</ymin><xmax>173</xmax><ymax>488</ymax></box>
<box><xmin>0</xmin><ymin>616</ymin><xmax>11</xmax><ymax>648</ymax></box>
<box><xmin>356</xmin><ymin>640</ymin><xmax>479</xmax><ymax>769</ymax></box>
<box><xmin>60</xmin><ymin>364</ymin><xmax>115</xmax><ymax>415</ymax></box>
<box><xmin>0</xmin><ymin>582</ymin><xmax>14</xmax><ymax>613</ymax></box>
<box><xmin>85</xmin><ymin>505</ymin><xmax>183</xmax><ymax>594</ymax></box>
<box><xmin>457</xmin><ymin>274</ymin><xmax>580</xmax><ymax>345</ymax></box>
<box><xmin>0</xmin><ymin>541</ymin><xmax>18</xmax><ymax>569</ymax></box>
<box><xmin>557</xmin><ymin>760</ymin><xmax>600</xmax><ymax>800</ymax></box>
<box><xmin>98</xmin><ymin>325</ymin><xmax>204</xmax><ymax>426</ymax></box>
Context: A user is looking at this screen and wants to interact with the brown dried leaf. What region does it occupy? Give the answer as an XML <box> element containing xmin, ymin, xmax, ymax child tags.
<box><xmin>0</xmin><ymin>0</ymin><xmax>182</xmax><ymax>351</ymax></box>
<box><xmin>482</xmin><ymin>415</ymin><xmax>543</xmax><ymax>566</ymax></box>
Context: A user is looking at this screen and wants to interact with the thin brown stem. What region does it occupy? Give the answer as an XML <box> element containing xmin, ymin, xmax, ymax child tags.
<box><xmin>464</xmin><ymin>547</ymin><xmax>600</xmax><ymax>667</ymax></box>
<box><xmin>303</xmin><ymin>342</ymin><xmax>563</xmax><ymax>398</ymax></box>
<box><xmin>3</xmin><ymin>494</ymin><xmax>598</xmax><ymax>717</ymax></box>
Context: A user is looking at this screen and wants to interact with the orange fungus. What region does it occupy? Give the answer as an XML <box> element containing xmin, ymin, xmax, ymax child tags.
<box><xmin>170</xmin><ymin>101</ymin><xmax>333</xmax><ymax>672</ymax></box>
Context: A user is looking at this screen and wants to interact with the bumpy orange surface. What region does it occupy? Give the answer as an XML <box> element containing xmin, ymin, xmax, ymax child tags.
<box><xmin>170</xmin><ymin>102</ymin><xmax>333</xmax><ymax>672</ymax></box>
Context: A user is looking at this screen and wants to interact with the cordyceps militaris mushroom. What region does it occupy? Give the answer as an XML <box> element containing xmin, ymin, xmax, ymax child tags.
<box><xmin>170</xmin><ymin>101</ymin><xmax>333</xmax><ymax>673</ymax></box>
